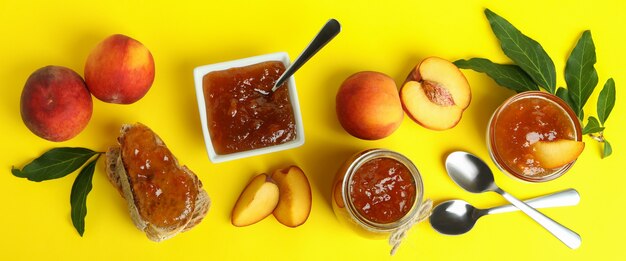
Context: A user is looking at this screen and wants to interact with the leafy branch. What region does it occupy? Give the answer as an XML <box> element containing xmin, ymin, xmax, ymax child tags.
<box><xmin>12</xmin><ymin>147</ymin><xmax>104</xmax><ymax>236</ymax></box>
<box><xmin>454</xmin><ymin>8</ymin><xmax>616</xmax><ymax>158</ymax></box>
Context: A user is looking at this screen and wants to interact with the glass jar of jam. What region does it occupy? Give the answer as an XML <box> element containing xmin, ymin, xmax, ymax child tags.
<box><xmin>332</xmin><ymin>149</ymin><xmax>424</xmax><ymax>238</ymax></box>
<box><xmin>487</xmin><ymin>91</ymin><xmax>582</xmax><ymax>182</ymax></box>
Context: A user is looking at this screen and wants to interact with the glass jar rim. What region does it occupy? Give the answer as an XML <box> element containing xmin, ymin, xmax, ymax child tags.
<box><xmin>341</xmin><ymin>149</ymin><xmax>424</xmax><ymax>232</ymax></box>
<box><xmin>487</xmin><ymin>91</ymin><xmax>583</xmax><ymax>182</ymax></box>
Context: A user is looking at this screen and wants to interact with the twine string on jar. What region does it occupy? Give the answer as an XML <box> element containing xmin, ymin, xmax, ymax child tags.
<box><xmin>388</xmin><ymin>199</ymin><xmax>433</xmax><ymax>256</ymax></box>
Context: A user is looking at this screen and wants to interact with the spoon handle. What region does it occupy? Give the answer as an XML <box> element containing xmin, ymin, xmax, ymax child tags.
<box><xmin>272</xmin><ymin>19</ymin><xmax>341</xmax><ymax>92</ymax></box>
<box><xmin>487</xmin><ymin>189</ymin><xmax>580</xmax><ymax>215</ymax></box>
<box><xmin>496</xmin><ymin>188</ymin><xmax>582</xmax><ymax>249</ymax></box>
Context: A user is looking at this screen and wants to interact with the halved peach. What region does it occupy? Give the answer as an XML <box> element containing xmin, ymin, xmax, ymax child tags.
<box><xmin>400</xmin><ymin>57</ymin><xmax>471</xmax><ymax>130</ymax></box>
<box><xmin>532</xmin><ymin>139</ymin><xmax>585</xmax><ymax>169</ymax></box>
<box><xmin>271</xmin><ymin>166</ymin><xmax>312</xmax><ymax>227</ymax></box>
<box><xmin>231</xmin><ymin>174</ymin><xmax>280</xmax><ymax>227</ymax></box>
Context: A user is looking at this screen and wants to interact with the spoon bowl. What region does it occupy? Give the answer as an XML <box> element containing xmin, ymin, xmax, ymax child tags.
<box><xmin>445</xmin><ymin>151</ymin><xmax>496</xmax><ymax>193</ymax></box>
<box><xmin>430</xmin><ymin>200</ymin><xmax>477</xmax><ymax>235</ymax></box>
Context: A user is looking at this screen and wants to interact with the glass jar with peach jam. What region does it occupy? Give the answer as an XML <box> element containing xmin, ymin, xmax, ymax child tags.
<box><xmin>332</xmin><ymin>149</ymin><xmax>424</xmax><ymax>238</ymax></box>
<box><xmin>487</xmin><ymin>91</ymin><xmax>582</xmax><ymax>182</ymax></box>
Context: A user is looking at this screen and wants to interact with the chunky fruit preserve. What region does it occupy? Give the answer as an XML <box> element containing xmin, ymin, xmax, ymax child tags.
<box><xmin>203</xmin><ymin>61</ymin><xmax>296</xmax><ymax>155</ymax></box>
<box><xmin>489</xmin><ymin>92</ymin><xmax>579</xmax><ymax>179</ymax></box>
<box><xmin>349</xmin><ymin>157</ymin><xmax>416</xmax><ymax>224</ymax></box>
<box><xmin>120</xmin><ymin>124</ymin><xmax>197</xmax><ymax>227</ymax></box>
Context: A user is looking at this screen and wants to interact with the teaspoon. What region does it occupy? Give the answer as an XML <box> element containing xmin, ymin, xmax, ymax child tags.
<box><xmin>271</xmin><ymin>18</ymin><xmax>341</xmax><ymax>92</ymax></box>
<box><xmin>445</xmin><ymin>151</ymin><xmax>582</xmax><ymax>249</ymax></box>
<box><xmin>430</xmin><ymin>189</ymin><xmax>580</xmax><ymax>235</ymax></box>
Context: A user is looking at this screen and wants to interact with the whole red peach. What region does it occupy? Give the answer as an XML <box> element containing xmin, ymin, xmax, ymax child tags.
<box><xmin>84</xmin><ymin>34</ymin><xmax>155</xmax><ymax>104</ymax></box>
<box><xmin>20</xmin><ymin>66</ymin><xmax>93</xmax><ymax>142</ymax></box>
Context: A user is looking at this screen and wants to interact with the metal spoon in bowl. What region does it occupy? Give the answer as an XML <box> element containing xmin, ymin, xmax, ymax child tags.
<box><xmin>271</xmin><ymin>18</ymin><xmax>341</xmax><ymax>92</ymax></box>
<box><xmin>445</xmin><ymin>151</ymin><xmax>582</xmax><ymax>249</ymax></box>
<box><xmin>430</xmin><ymin>189</ymin><xmax>580</xmax><ymax>235</ymax></box>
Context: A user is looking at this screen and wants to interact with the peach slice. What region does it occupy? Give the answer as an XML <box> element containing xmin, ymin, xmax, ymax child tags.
<box><xmin>400</xmin><ymin>57</ymin><xmax>471</xmax><ymax>130</ymax></box>
<box><xmin>231</xmin><ymin>174</ymin><xmax>280</xmax><ymax>227</ymax></box>
<box><xmin>271</xmin><ymin>166</ymin><xmax>312</xmax><ymax>227</ymax></box>
<box><xmin>532</xmin><ymin>139</ymin><xmax>585</xmax><ymax>169</ymax></box>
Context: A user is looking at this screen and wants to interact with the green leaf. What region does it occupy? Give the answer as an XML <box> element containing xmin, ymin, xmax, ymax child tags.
<box><xmin>565</xmin><ymin>30</ymin><xmax>598</xmax><ymax>119</ymax></box>
<box><xmin>70</xmin><ymin>155</ymin><xmax>99</xmax><ymax>236</ymax></box>
<box><xmin>556</xmin><ymin>87</ymin><xmax>577</xmax><ymax>115</ymax></box>
<box><xmin>582</xmin><ymin>116</ymin><xmax>604</xmax><ymax>135</ymax></box>
<box><xmin>454</xmin><ymin>58</ymin><xmax>539</xmax><ymax>92</ymax></box>
<box><xmin>11</xmin><ymin>148</ymin><xmax>98</xmax><ymax>182</ymax></box>
<box><xmin>597</xmin><ymin>78</ymin><xmax>616</xmax><ymax>125</ymax></box>
<box><xmin>603</xmin><ymin>139</ymin><xmax>613</xmax><ymax>158</ymax></box>
<box><xmin>484</xmin><ymin>8</ymin><xmax>557</xmax><ymax>93</ymax></box>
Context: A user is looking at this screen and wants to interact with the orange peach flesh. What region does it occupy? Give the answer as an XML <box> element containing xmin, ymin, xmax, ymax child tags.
<box><xmin>231</xmin><ymin>174</ymin><xmax>280</xmax><ymax>227</ymax></box>
<box><xmin>532</xmin><ymin>140</ymin><xmax>585</xmax><ymax>169</ymax></box>
<box><xmin>400</xmin><ymin>57</ymin><xmax>471</xmax><ymax>130</ymax></box>
<box><xmin>413</xmin><ymin>57</ymin><xmax>471</xmax><ymax>108</ymax></box>
<box><xmin>401</xmin><ymin>81</ymin><xmax>463</xmax><ymax>130</ymax></box>
<box><xmin>271</xmin><ymin>166</ymin><xmax>312</xmax><ymax>227</ymax></box>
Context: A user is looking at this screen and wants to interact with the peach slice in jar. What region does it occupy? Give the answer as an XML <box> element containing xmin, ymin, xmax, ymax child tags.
<box><xmin>532</xmin><ymin>140</ymin><xmax>585</xmax><ymax>169</ymax></box>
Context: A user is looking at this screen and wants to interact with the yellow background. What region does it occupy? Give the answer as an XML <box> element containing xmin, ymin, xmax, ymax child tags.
<box><xmin>1</xmin><ymin>0</ymin><xmax>624</xmax><ymax>260</ymax></box>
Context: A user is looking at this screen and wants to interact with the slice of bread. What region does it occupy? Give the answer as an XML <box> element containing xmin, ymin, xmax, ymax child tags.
<box><xmin>105</xmin><ymin>123</ymin><xmax>210</xmax><ymax>242</ymax></box>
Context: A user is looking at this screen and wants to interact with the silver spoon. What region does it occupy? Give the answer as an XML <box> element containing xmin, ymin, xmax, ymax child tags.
<box><xmin>445</xmin><ymin>151</ymin><xmax>581</xmax><ymax>249</ymax></box>
<box><xmin>271</xmin><ymin>18</ymin><xmax>341</xmax><ymax>92</ymax></box>
<box><xmin>430</xmin><ymin>189</ymin><xmax>580</xmax><ymax>235</ymax></box>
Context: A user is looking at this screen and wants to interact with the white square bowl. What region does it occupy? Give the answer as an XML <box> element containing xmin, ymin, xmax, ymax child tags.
<box><xmin>193</xmin><ymin>52</ymin><xmax>305</xmax><ymax>163</ymax></box>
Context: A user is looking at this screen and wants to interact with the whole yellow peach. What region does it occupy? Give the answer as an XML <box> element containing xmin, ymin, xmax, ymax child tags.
<box><xmin>336</xmin><ymin>71</ymin><xmax>403</xmax><ymax>140</ymax></box>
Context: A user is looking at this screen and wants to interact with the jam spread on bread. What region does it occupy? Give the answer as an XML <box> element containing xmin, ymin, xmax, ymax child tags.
<box><xmin>119</xmin><ymin>124</ymin><xmax>198</xmax><ymax>228</ymax></box>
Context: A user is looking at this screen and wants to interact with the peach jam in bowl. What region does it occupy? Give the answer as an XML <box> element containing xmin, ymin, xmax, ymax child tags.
<box><xmin>332</xmin><ymin>149</ymin><xmax>423</xmax><ymax>238</ymax></box>
<box><xmin>487</xmin><ymin>91</ymin><xmax>582</xmax><ymax>182</ymax></box>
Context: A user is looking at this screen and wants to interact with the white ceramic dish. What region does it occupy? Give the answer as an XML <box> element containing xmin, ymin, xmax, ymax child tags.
<box><xmin>193</xmin><ymin>52</ymin><xmax>305</xmax><ymax>163</ymax></box>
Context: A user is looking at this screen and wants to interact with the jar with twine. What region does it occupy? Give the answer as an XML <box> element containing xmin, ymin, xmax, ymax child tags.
<box><xmin>331</xmin><ymin>149</ymin><xmax>433</xmax><ymax>255</ymax></box>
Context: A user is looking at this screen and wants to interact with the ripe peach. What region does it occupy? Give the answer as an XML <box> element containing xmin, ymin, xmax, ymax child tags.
<box><xmin>271</xmin><ymin>166</ymin><xmax>312</xmax><ymax>227</ymax></box>
<box><xmin>336</xmin><ymin>71</ymin><xmax>404</xmax><ymax>140</ymax></box>
<box><xmin>84</xmin><ymin>34</ymin><xmax>155</xmax><ymax>104</ymax></box>
<box><xmin>231</xmin><ymin>174</ymin><xmax>280</xmax><ymax>227</ymax></box>
<box><xmin>20</xmin><ymin>66</ymin><xmax>93</xmax><ymax>142</ymax></box>
<box><xmin>400</xmin><ymin>57</ymin><xmax>471</xmax><ymax>130</ymax></box>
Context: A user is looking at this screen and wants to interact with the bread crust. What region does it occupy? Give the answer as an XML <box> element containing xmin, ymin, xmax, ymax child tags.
<box><xmin>105</xmin><ymin>123</ymin><xmax>210</xmax><ymax>241</ymax></box>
